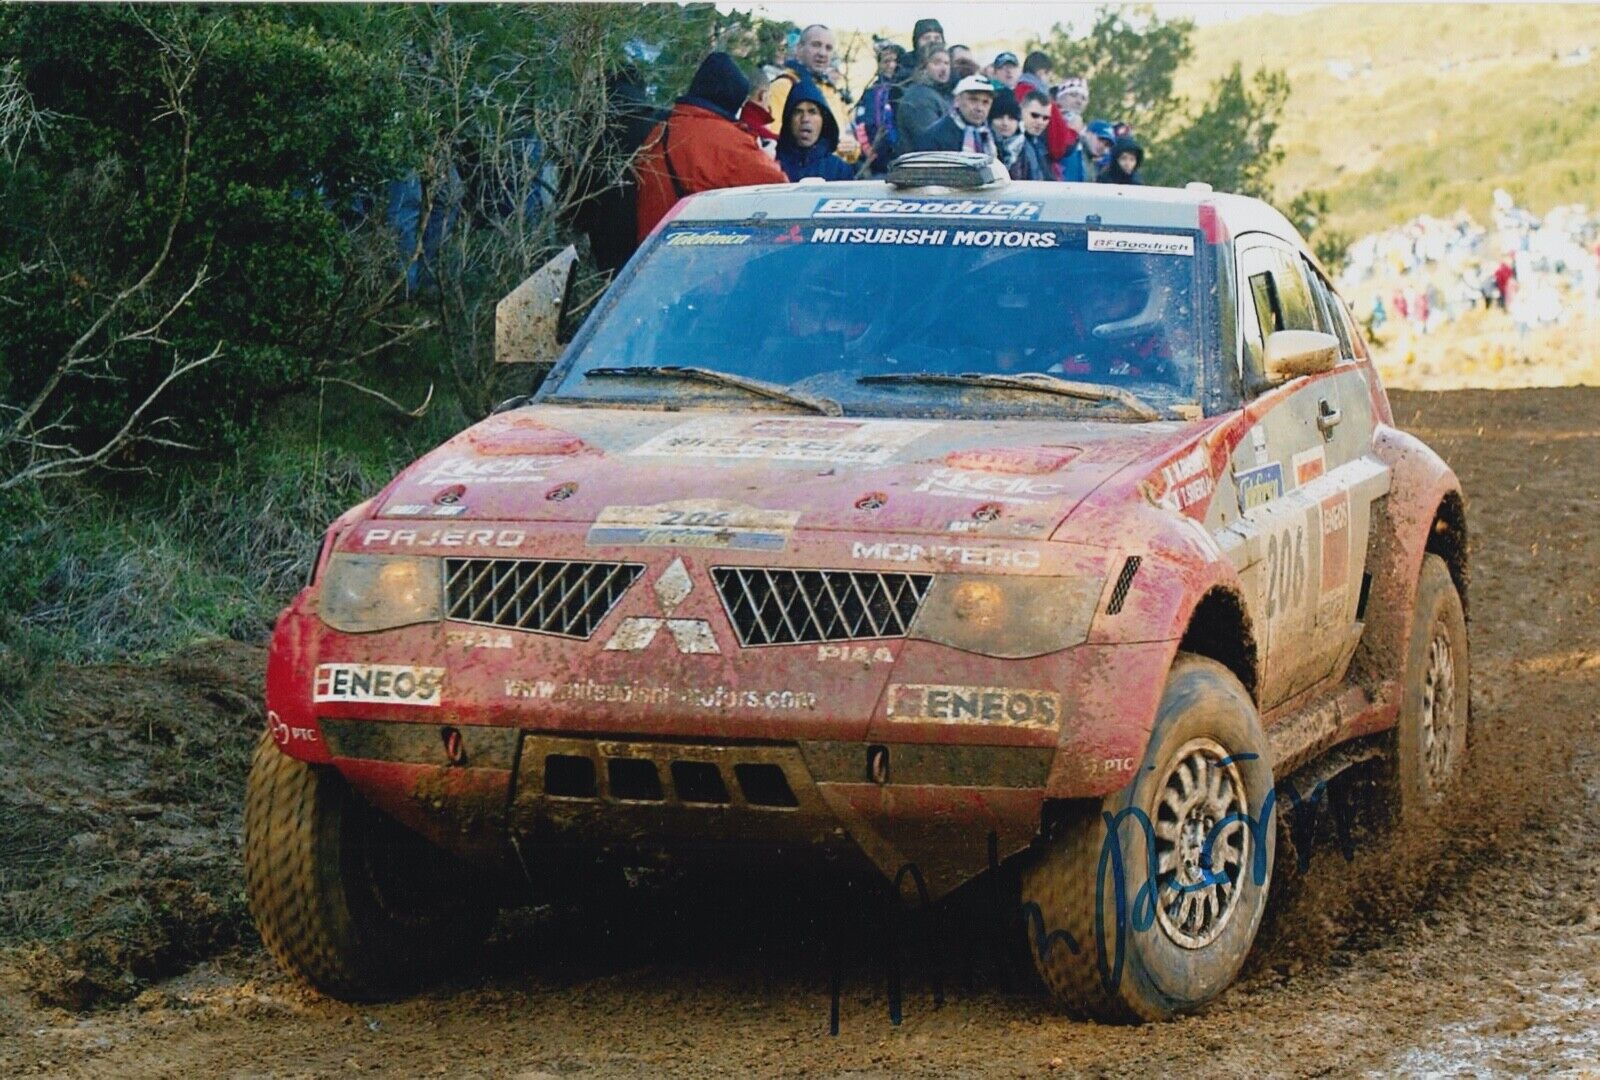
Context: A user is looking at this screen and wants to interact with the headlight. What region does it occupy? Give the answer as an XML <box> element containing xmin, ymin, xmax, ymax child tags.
<box><xmin>319</xmin><ymin>554</ymin><xmax>443</xmax><ymax>633</ymax></box>
<box><xmin>910</xmin><ymin>574</ymin><xmax>1103</xmax><ymax>658</ymax></box>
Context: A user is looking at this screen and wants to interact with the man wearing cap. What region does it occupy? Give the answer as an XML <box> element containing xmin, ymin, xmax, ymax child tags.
<box><xmin>913</xmin><ymin>74</ymin><xmax>995</xmax><ymax>158</ymax></box>
<box><xmin>1063</xmin><ymin>119</ymin><xmax>1115</xmax><ymax>183</ymax></box>
<box><xmin>992</xmin><ymin>51</ymin><xmax>1022</xmax><ymax>90</ymax></box>
<box><xmin>767</xmin><ymin>25</ymin><xmax>860</xmax><ymax>163</ymax></box>
<box><xmin>911</xmin><ymin>17</ymin><xmax>944</xmax><ymax>51</ymax></box>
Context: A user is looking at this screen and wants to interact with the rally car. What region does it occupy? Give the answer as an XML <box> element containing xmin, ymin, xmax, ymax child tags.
<box><xmin>245</xmin><ymin>154</ymin><xmax>1469</xmax><ymax>1021</ymax></box>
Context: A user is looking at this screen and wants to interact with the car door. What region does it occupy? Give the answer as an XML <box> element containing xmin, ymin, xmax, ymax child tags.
<box><xmin>1222</xmin><ymin>235</ymin><xmax>1389</xmax><ymax>709</ymax></box>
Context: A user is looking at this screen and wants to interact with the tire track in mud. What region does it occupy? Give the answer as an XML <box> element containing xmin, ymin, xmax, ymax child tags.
<box><xmin>3</xmin><ymin>387</ymin><xmax>1599</xmax><ymax>1077</ymax></box>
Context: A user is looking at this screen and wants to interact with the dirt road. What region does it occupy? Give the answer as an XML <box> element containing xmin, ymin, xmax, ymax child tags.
<box><xmin>3</xmin><ymin>387</ymin><xmax>1598</xmax><ymax>1078</ymax></box>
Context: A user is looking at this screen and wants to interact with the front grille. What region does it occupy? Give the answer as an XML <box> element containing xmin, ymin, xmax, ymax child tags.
<box><xmin>444</xmin><ymin>558</ymin><xmax>643</xmax><ymax>638</ymax></box>
<box><xmin>711</xmin><ymin>567</ymin><xmax>932</xmax><ymax>647</ymax></box>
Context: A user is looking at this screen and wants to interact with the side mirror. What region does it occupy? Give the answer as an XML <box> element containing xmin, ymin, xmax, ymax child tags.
<box><xmin>495</xmin><ymin>246</ymin><xmax>580</xmax><ymax>380</ymax></box>
<box><xmin>1264</xmin><ymin>329</ymin><xmax>1339</xmax><ymax>380</ymax></box>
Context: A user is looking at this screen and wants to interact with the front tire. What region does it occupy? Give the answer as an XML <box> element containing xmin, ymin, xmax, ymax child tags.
<box><xmin>243</xmin><ymin>736</ymin><xmax>495</xmax><ymax>1000</ymax></box>
<box><xmin>1021</xmin><ymin>654</ymin><xmax>1276</xmax><ymax>1022</ymax></box>
<box><xmin>1388</xmin><ymin>553</ymin><xmax>1469</xmax><ymax>825</ymax></box>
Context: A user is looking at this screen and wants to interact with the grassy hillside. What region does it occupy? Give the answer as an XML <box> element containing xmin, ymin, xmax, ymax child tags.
<box><xmin>1184</xmin><ymin>4</ymin><xmax>1600</xmax><ymax>234</ymax></box>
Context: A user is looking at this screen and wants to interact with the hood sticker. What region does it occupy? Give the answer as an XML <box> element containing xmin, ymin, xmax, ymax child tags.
<box><xmin>915</xmin><ymin>467</ymin><xmax>1065</xmax><ymax>505</ymax></box>
<box><xmin>414</xmin><ymin>455</ymin><xmax>562</xmax><ymax>486</ymax></box>
<box><xmin>629</xmin><ymin>417</ymin><xmax>937</xmax><ymax>465</ymax></box>
<box><xmin>588</xmin><ymin>502</ymin><xmax>802</xmax><ymax>550</ymax></box>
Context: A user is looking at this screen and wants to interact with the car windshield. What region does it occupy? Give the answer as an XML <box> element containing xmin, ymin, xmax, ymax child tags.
<box><xmin>546</xmin><ymin>220</ymin><xmax>1206</xmax><ymax>420</ymax></box>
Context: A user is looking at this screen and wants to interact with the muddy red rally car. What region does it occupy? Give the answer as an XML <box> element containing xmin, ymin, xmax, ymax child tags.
<box><xmin>246</xmin><ymin>154</ymin><xmax>1469</xmax><ymax>1021</ymax></box>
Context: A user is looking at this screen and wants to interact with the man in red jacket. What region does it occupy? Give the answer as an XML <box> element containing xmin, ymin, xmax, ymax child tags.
<box><xmin>634</xmin><ymin>53</ymin><xmax>788</xmax><ymax>242</ymax></box>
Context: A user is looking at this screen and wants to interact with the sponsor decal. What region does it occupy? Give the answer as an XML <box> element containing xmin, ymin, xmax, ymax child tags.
<box><xmin>504</xmin><ymin>679</ymin><xmax>815</xmax><ymax>711</ymax></box>
<box><xmin>1236</xmin><ymin>462</ymin><xmax>1284</xmax><ymax>511</ymax></box>
<box><xmin>587</xmin><ymin>503</ymin><xmax>800</xmax><ymax>551</ymax></box>
<box><xmin>817</xmin><ymin>644</ymin><xmax>896</xmax><ymax>664</ymax></box>
<box><xmin>887</xmin><ymin>684</ymin><xmax>1062</xmax><ymax>731</ymax></box>
<box><xmin>1319</xmin><ymin>490</ymin><xmax>1350</xmax><ymax>596</ymax></box>
<box><xmin>1086</xmin><ymin>230</ymin><xmax>1195</xmax><ymax>256</ymax></box>
<box><xmin>362</xmin><ymin>527</ymin><xmax>526</xmax><ymax>549</ymax></box>
<box><xmin>267</xmin><ymin>710</ymin><xmax>318</xmax><ymax>746</ymax></box>
<box><xmin>1084</xmin><ymin>756</ymin><xmax>1137</xmax><ymax>776</ymax></box>
<box><xmin>630</xmin><ymin>416</ymin><xmax>936</xmax><ymax>465</ymax></box>
<box><xmin>851</xmin><ymin>540</ymin><xmax>1042</xmax><ymax>569</ymax></box>
<box><xmin>602</xmin><ymin>617</ymin><xmax>720</xmax><ymax>654</ymax></box>
<box><xmin>1145</xmin><ymin>444</ymin><xmax>1213</xmax><ymax>513</ymax></box>
<box><xmin>384</xmin><ymin>503</ymin><xmax>472</xmax><ymax>518</ymax></box>
<box><xmin>446</xmin><ymin>629</ymin><xmax>513</xmax><ymax>650</ymax></box>
<box><xmin>813</xmin><ymin>197</ymin><xmax>1043</xmax><ymax>220</ymax></box>
<box><xmin>416</xmin><ymin>455</ymin><xmax>559</xmax><ymax>486</ymax></box>
<box><xmin>1250</xmin><ymin>426</ymin><xmax>1269</xmax><ymax>465</ymax></box>
<box><xmin>665</xmin><ymin>230</ymin><xmax>751</xmax><ymax>247</ymax></box>
<box><xmin>915</xmin><ymin>467</ymin><xmax>1064</xmax><ymax>505</ymax></box>
<box><xmin>944</xmin><ymin>447</ymin><xmax>1077</xmax><ymax>475</ymax></box>
<box><xmin>1293</xmin><ymin>447</ymin><xmax>1326</xmax><ymax>486</ymax></box>
<box><xmin>314</xmin><ymin>664</ymin><xmax>444</xmax><ymax>707</ymax></box>
<box><xmin>808</xmin><ymin>226</ymin><xmax>1060</xmax><ymax>248</ymax></box>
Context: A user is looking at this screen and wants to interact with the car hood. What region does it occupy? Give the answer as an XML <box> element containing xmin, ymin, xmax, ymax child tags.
<box><xmin>370</xmin><ymin>407</ymin><xmax>1200</xmax><ymax>539</ymax></box>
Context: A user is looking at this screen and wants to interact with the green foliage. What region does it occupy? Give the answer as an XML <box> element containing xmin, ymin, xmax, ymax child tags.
<box><xmin>0</xmin><ymin>6</ymin><xmax>420</xmax><ymax>464</ymax></box>
<box><xmin>1031</xmin><ymin>7</ymin><xmax>1290</xmax><ymax>198</ymax></box>
<box><xmin>1031</xmin><ymin>7</ymin><xmax>1194</xmax><ymax>137</ymax></box>
<box><xmin>1287</xmin><ymin>188</ymin><xmax>1354</xmax><ymax>271</ymax></box>
<box><xmin>1144</xmin><ymin>64</ymin><xmax>1287</xmax><ymax>198</ymax></box>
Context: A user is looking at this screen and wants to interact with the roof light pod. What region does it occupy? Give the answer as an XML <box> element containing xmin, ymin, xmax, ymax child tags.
<box><xmin>887</xmin><ymin>151</ymin><xmax>1010</xmax><ymax>190</ymax></box>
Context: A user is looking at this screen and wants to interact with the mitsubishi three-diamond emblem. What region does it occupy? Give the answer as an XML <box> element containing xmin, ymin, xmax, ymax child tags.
<box><xmin>604</xmin><ymin>557</ymin><xmax>720</xmax><ymax>654</ymax></box>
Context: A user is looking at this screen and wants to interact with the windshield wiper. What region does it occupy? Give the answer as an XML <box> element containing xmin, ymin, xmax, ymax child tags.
<box><xmin>858</xmin><ymin>371</ymin><xmax>1162</xmax><ymax>421</ymax></box>
<box><xmin>586</xmin><ymin>366</ymin><xmax>842</xmax><ymax>416</ymax></box>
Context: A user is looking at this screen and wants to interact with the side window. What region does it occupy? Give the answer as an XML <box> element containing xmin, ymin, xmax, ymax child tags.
<box><xmin>1235</xmin><ymin>244</ymin><xmax>1275</xmax><ymax>387</ymax></box>
<box><xmin>1270</xmin><ymin>252</ymin><xmax>1318</xmax><ymax>331</ymax></box>
<box><xmin>1304</xmin><ymin>264</ymin><xmax>1354</xmax><ymax>357</ymax></box>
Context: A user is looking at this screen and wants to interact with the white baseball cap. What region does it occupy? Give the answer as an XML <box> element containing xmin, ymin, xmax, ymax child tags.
<box><xmin>953</xmin><ymin>74</ymin><xmax>995</xmax><ymax>97</ymax></box>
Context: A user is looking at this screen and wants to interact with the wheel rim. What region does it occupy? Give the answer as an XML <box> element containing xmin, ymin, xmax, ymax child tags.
<box><xmin>1419</xmin><ymin>622</ymin><xmax>1459</xmax><ymax>793</ymax></box>
<box><xmin>1153</xmin><ymin>737</ymin><xmax>1250</xmax><ymax>950</ymax></box>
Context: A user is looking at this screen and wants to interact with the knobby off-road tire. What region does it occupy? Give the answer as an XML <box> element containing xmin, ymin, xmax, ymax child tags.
<box><xmin>1386</xmin><ymin>553</ymin><xmax>1470</xmax><ymax>827</ymax></box>
<box><xmin>243</xmin><ymin>736</ymin><xmax>495</xmax><ymax>1000</ymax></box>
<box><xmin>1020</xmin><ymin>654</ymin><xmax>1276</xmax><ymax>1022</ymax></box>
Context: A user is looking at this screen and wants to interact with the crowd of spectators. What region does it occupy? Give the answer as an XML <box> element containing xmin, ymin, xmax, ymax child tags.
<box><xmin>1341</xmin><ymin>189</ymin><xmax>1600</xmax><ymax>339</ymax></box>
<box><xmin>626</xmin><ymin>19</ymin><xmax>1149</xmax><ymax>244</ymax></box>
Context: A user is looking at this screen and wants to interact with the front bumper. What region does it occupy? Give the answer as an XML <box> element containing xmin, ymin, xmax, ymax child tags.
<box><xmin>322</xmin><ymin>718</ymin><xmax>1056</xmax><ymax>898</ymax></box>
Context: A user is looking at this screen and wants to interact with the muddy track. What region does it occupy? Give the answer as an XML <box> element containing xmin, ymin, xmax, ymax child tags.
<box><xmin>3</xmin><ymin>387</ymin><xmax>1598</xmax><ymax>1077</ymax></box>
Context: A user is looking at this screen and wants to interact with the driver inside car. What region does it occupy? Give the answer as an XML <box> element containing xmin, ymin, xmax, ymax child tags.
<box><xmin>1046</xmin><ymin>270</ymin><xmax>1175</xmax><ymax>383</ymax></box>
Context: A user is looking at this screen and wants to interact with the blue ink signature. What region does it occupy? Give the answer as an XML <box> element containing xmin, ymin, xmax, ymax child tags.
<box><xmin>828</xmin><ymin>757</ymin><xmax>1356</xmax><ymax>1034</ymax></box>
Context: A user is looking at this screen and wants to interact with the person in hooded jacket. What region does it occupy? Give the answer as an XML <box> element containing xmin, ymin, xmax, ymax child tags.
<box><xmin>633</xmin><ymin>52</ymin><xmax>788</xmax><ymax>243</ymax></box>
<box><xmin>1096</xmin><ymin>134</ymin><xmax>1145</xmax><ymax>185</ymax></box>
<box><xmin>777</xmin><ymin>77</ymin><xmax>855</xmax><ymax>181</ymax></box>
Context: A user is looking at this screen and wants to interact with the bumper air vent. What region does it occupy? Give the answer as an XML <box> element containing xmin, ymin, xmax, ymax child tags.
<box><xmin>711</xmin><ymin>567</ymin><xmax>932</xmax><ymax>647</ymax></box>
<box><xmin>1106</xmin><ymin>556</ymin><xmax>1142</xmax><ymax>615</ymax></box>
<box><xmin>444</xmin><ymin>558</ymin><xmax>643</xmax><ymax>639</ymax></box>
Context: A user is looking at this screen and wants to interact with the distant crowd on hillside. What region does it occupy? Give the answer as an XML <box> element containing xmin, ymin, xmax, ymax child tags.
<box><xmin>574</xmin><ymin>20</ymin><xmax>1150</xmax><ymax>272</ymax></box>
<box><xmin>1342</xmin><ymin>190</ymin><xmax>1600</xmax><ymax>338</ymax></box>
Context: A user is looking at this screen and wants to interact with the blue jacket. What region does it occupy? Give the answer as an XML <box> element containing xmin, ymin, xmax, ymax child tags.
<box><xmin>776</xmin><ymin>77</ymin><xmax>855</xmax><ymax>181</ymax></box>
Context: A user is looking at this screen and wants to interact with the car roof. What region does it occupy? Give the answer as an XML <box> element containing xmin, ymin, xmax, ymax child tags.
<box><xmin>673</xmin><ymin>179</ymin><xmax>1311</xmax><ymax>259</ymax></box>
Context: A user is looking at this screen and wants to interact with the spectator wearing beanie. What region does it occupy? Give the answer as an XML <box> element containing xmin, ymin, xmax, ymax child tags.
<box><xmin>633</xmin><ymin>52</ymin><xmax>787</xmax><ymax>241</ymax></box>
<box><xmin>989</xmin><ymin>88</ymin><xmax>1046</xmax><ymax>180</ymax></box>
<box><xmin>911</xmin><ymin>17</ymin><xmax>944</xmax><ymax>51</ymax></box>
